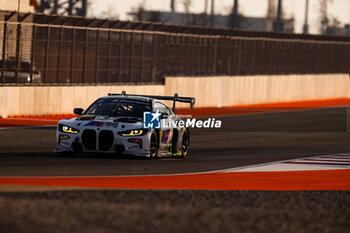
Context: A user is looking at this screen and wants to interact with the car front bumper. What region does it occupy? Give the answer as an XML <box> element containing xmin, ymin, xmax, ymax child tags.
<box><xmin>56</xmin><ymin>129</ymin><xmax>151</xmax><ymax>157</ymax></box>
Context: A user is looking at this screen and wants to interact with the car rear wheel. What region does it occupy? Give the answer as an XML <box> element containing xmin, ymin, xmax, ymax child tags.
<box><xmin>180</xmin><ymin>131</ymin><xmax>189</xmax><ymax>158</ymax></box>
<box><xmin>149</xmin><ymin>133</ymin><xmax>158</xmax><ymax>158</ymax></box>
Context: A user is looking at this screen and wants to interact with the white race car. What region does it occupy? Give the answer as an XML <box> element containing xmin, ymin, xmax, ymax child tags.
<box><xmin>56</xmin><ymin>92</ymin><xmax>195</xmax><ymax>158</ymax></box>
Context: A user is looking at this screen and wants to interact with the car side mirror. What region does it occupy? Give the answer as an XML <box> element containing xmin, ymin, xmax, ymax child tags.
<box><xmin>161</xmin><ymin>112</ymin><xmax>169</xmax><ymax>119</ymax></box>
<box><xmin>74</xmin><ymin>108</ymin><xmax>84</xmax><ymax>115</ymax></box>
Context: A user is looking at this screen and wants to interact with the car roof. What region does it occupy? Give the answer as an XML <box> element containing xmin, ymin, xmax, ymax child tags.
<box><xmin>101</xmin><ymin>95</ymin><xmax>154</xmax><ymax>103</ymax></box>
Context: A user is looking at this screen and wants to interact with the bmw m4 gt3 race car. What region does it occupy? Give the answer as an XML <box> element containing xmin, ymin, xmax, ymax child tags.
<box><xmin>56</xmin><ymin>91</ymin><xmax>195</xmax><ymax>158</ymax></box>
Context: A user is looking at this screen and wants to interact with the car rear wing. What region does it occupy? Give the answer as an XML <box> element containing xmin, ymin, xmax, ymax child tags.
<box><xmin>108</xmin><ymin>91</ymin><xmax>195</xmax><ymax>112</ymax></box>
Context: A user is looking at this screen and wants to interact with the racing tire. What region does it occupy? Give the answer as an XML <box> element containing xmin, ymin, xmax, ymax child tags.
<box><xmin>180</xmin><ymin>130</ymin><xmax>189</xmax><ymax>158</ymax></box>
<box><xmin>149</xmin><ymin>133</ymin><xmax>158</xmax><ymax>158</ymax></box>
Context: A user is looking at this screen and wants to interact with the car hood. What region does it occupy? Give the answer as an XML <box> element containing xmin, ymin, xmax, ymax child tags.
<box><xmin>58</xmin><ymin>115</ymin><xmax>144</xmax><ymax>131</ymax></box>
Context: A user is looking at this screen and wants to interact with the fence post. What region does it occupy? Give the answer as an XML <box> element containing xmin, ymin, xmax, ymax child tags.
<box><xmin>2</xmin><ymin>16</ymin><xmax>9</xmax><ymax>84</ymax></box>
<box><xmin>15</xmin><ymin>13</ymin><xmax>21</xmax><ymax>84</ymax></box>
<box><xmin>151</xmin><ymin>33</ymin><xmax>157</xmax><ymax>83</ymax></box>
<box><xmin>129</xmin><ymin>32</ymin><xmax>134</xmax><ymax>83</ymax></box>
<box><xmin>118</xmin><ymin>31</ymin><xmax>123</xmax><ymax>83</ymax></box>
<box><xmin>69</xmin><ymin>27</ymin><xmax>76</xmax><ymax>83</ymax></box>
<box><xmin>1</xmin><ymin>12</ymin><xmax>16</xmax><ymax>84</ymax></box>
<box><xmin>94</xmin><ymin>29</ymin><xmax>100</xmax><ymax>83</ymax></box>
<box><xmin>30</xmin><ymin>24</ymin><xmax>36</xmax><ymax>83</ymax></box>
<box><xmin>107</xmin><ymin>30</ymin><xmax>112</xmax><ymax>83</ymax></box>
<box><xmin>212</xmin><ymin>37</ymin><xmax>218</xmax><ymax>74</ymax></box>
<box><xmin>140</xmin><ymin>32</ymin><xmax>145</xmax><ymax>83</ymax></box>
<box><xmin>44</xmin><ymin>26</ymin><xmax>51</xmax><ymax>84</ymax></box>
<box><xmin>82</xmin><ymin>29</ymin><xmax>88</xmax><ymax>83</ymax></box>
<box><xmin>56</xmin><ymin>26</ymin><xmax>64</xmax><ymax>83</ymax></box>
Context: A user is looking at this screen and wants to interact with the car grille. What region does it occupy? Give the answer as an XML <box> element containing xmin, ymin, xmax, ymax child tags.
<box><xmin>81</xmin><ymin>129</ymin><xmax>97</xmax><ymax>151</ymax></box>
<box><xmin>98</xmin><ymin>130</ymin><xmax>114</xmax><ymax>152</ymax></box>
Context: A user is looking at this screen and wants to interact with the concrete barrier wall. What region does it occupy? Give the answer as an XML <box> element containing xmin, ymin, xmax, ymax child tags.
<box><xmin>0</xmin><ymin>85</ymin><xmax>164</xmax><ymax>117</ymax></box>
<box><xmin>164</xmin><ymin>74</ymin><xmax>350</xmax><ymax>108</ymax></box>
<box><xmin>1</xmin><ymin>74</ymin><xmax>349</xmax><ymax>117</ymax></box>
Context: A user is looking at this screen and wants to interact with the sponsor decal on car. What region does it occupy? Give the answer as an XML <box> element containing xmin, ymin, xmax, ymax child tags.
<box><xmin>77</xmin><ymin>115</ymin><xmax>96</xmax><ymax>121</ymax></box>
<box><xmin>84</xmin><ymin>121</ymin><xmax>105</xmax><ymax>127</ymax></box>
<box><xmin>104</xmin><ymin>122</ymin><xmax>120</xmax><ymax>128</ymax></box>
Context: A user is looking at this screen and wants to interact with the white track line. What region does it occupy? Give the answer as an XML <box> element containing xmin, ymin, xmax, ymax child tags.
<box><xmin>222</xmin><ymin>153</ymin><xmax>350</xmax><ymax>172</ymax></box>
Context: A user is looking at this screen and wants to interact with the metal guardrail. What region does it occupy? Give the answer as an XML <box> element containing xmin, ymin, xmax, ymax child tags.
<box><xmin>1</xmin><ymin>11</ymin><xmax>349</xmax><ymax>85</ymax></box>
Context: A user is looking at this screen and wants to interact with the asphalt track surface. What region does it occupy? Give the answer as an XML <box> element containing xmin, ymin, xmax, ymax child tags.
<box><xmin>0</xmin><ymin>107</ymin><xmax>349</xmax><ymax>177</ymax></box>
<box><xmin>1</xmin><ymin>107</ymin><xmax>350</xmax><ymax>233</ymax></box>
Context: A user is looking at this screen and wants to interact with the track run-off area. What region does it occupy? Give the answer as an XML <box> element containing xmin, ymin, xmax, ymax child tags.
<box><xmin>0</xmin><ymin>98</ymin><xmax>350</xmax><ymax>191</ymax></box>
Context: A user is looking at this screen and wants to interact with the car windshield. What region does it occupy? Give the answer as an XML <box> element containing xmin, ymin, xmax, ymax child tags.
<box><xmin>84</xmin><ymin>99</ymin><xmax>151</xmax><ymax>117</ymax></box>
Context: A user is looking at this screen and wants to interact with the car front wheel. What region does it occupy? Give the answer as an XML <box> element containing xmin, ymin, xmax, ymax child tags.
<box><xmin>149</xmin><ymin>133</ymin><xmax>158</xmax><ymax>158</ymax></box>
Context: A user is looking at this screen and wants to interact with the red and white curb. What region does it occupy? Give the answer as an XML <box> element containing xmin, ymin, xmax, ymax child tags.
<box><xmin>0</xmin><ymin>153</ymin><xmax>349</xmax><ymax>191</ymax></box>
<box><xmin>214</xmin><ymin>153</ymin><xmax>350</xmax><ymax>173</ymax></box>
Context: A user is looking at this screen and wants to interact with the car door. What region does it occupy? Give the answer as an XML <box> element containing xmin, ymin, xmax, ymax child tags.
<box><xmin>153</xmin><ymin>101</ymin><xmax>173</xmax><ymax>151</ymax></box>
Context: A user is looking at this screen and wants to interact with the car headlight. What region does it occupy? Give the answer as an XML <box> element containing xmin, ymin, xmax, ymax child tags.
<box><xmin>118</xmin><ymin>129</ymin><xmax>148</xmax><ymax>136</ymax></box>
<box><xmin>58</xmin><ymin>124</ymin><xmax>80</xmax><ymax>134</ymax></box>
